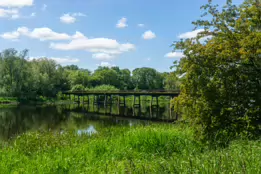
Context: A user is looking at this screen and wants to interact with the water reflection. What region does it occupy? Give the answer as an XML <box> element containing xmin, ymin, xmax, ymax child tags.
<box><xmin>0</xmin><ymin>102</ymin><xmax>176</xmax><ymax>141</ymax></box>
<box><xmin>77</xmin><ymin>125</ymin><xmax>97</xmax><ymax>135</ymax></box>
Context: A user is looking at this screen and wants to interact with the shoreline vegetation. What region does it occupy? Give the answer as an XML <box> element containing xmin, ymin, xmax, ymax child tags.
<box><xmin>0</xmin><ymin>97</ymin><xmax>18</xmax><ymax>104</ymax></box>
<box><xmin>0</xmin><ymin>124</ymin><xmax>260</xmax><ymax>173</ymax></box>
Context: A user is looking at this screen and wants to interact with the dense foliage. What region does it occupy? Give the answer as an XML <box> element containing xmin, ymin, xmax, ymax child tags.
<box><xmin>173</xmin><ymin>0</ymin><xmax>261</xmax><ymax>143</ymax></box>
<box><xmin>0</xmin><ymin>49</ymin><xmax>180</xmax><ymax>101</ymax></box>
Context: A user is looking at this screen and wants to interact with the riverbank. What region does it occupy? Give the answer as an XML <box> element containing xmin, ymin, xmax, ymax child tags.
<box><xmin>0</xmin><ymin>124</ymin><xmax>260</xmax><ymax>173</ymax></box>
<box><xmin>0</xmin><ymin>97</ymin><xmax>18</xmax><ymax>104</ymax></box>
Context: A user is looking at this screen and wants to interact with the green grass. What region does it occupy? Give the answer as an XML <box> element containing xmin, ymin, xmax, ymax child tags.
<box><xmin>0</xmin><ymin>97</ymin><xmax>17</xmax><ymax>104</ymax></box>
<box><xmin>0</xmin><ymin>124</ymin><xmax>260</xmax><ymax>173</ymax></box>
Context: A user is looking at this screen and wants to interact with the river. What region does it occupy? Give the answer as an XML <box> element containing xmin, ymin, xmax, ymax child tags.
<box><xmin>0</xmin><ymin>102</ymin><xmax>177</xmax><ymax>141</ymax></box>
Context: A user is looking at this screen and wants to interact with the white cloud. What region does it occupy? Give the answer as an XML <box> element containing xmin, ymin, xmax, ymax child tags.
<box><xmin>50</xmin><ymin>57</ymin><xmax>80</xmax><ymax>64</ymax></box>
<box><xmin>1</xmin><ymin>26</ymin><xmax>135</xmax><ymax>60</ymax></box>
<box><xmin>11</xmin><ymin>14</ymin><xmax>20</xmax><ymax>19</ymax></box>
<box><xmin>50</xmin><ymin>36</ymin><xmax>135</xmax><ymax>59</ymax></box>
<box><xmin>72</xmin><ymin>31</ymin><xmax>86</xmax><ymax>39</ymax></box>
<box><xmin>72</xmin><ymin>12</ymin><xmax>86</xmax><ymax>17</ymax></box>
<box><xmin>178</xmin><ymin>29</ymin><xmax>204</xmax><ymax>39</ymax></box>
<box><xmin>41</xmin><ymin>4</ymin><xmax>47</xmax><ymax>11</ymax></box>
<box><xmin>29</xmin><ymin>57</ymin><xmax>80</xmax><ymax>64</ymax></box>
<box><xmin>0</xmin><ymin>0</ymin><xmax>33</xmax><ymax>7</ymax></box>
<box><xmin>138</xmin><ymin>24</ymin><xmax>144</xmax><ymax>27</ymax></box>
<box><xmin>51</xmin><ymin>38</ymin><xmax>118</xmax><ymax>50</ymax></box>
<box><xmin>165</xmin><ymin>52</ymin><xmax>184</xmax><ymax>58</ymax></box>
<box><xmin>116</xmin><ymin>17</ymin><xmax>127</xmax><ymax>28</ymax></box>
<box><xmin>0</xmin><ymin>31</ymin><xmax>20</xmax><ymax>40</ymax></box>
<box><xmin>199</xmin><ymin>35</ymin><xmax>213</xmax><ymax>43</ymax></box>
<box><xmin>92</xmin><ymin>53</ymin><xmax>114</xmax><ymax>61</ymax></box>
<box><xmin>0</xmin><ymin>8</ymin><xmax>19</xmax><ymax>18</ymax></box>
<box><xmin>142</xmin><ymin>30</ymin><xmax>156</xmax><ymax>40</ymax></box>
<box><xmin>17</xmin><ymin>27</ymin><xmax>29</xmax><ymax>35</ymax></box>
<box><xmin>29</xmin><ymin>28</ymin><xmax>72</xmax><ymax>40</ymax></box>
<box><xmin>97</xmin><ymin>61</ymin><xmax>115</xmax><ymax>67</ymax></box>
<box><xmin>31</xmin><ymin>12</ymin><xmax>35</xmax><ymax>17</ymax></box>
<box><xmin>60</xmin><ymin>14</ymin><xmax>76</xmax><ymax>24</ymax></box>
<box><xmin>60</xmin><ymin>13</ymin><xmax>86</xmax><ymax>24</ymax></box>
<box><xmin>50</xmin><ymin>37</ymin><xmax>135</xmax><ymax>54</ymax></box>
<box><xmin>0</xmin><ymin>27</ymin><xmax>75</xmax><ymax>41</ymax></box>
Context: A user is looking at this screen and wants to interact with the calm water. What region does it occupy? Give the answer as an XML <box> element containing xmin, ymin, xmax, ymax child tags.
<box><xmin>0</xmin><ymin>102</ymin><xmax>176</xmax><ymax>141</ymax></box>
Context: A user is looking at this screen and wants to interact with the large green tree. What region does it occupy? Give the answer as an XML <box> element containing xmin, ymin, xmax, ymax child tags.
<box><xmin>0</xmin><ymin>49</ymin><xmax>31</xmax><ymax>97</ymax></box>
<box><xmin>132</xmin><ymin>67</ymin><xmax>164</xmax><ymax>90</ymax></box>
<box><xmin>173</xmin><ymin>0</ymin><xmax>261</xmax><ymax>142</ymax></box>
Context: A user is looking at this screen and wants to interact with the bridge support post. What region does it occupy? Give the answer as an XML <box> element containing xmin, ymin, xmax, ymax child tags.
<box><xmin>104</xmin><ymin>94</ymin><xmax>107</xmax><ymax>107</ymax></box>
<box><xmin>133</xmin><ymin>95</ymin><xmax>141</xmax><ymax>107</ymax></box>
<box><xmin>118</xmin><ymin>95</ymin><xmax>126</xmax><ymax>106</ymax></box>
<box><xmin>83</xmin><ymin>95</ymin><xmax>90</xmax><ymax>104</ymax></box>
<box><xmin>150</xmin><ymin>96</ymin><xmax>159</xmax><ymax>108</ymax></box>
<box><xmin>93</xmin><ymin>95</ymin><xmax>97</xmax><ymax>105</ymax></box>
<box><xmin>109</xmin><ymin>95</ymin><xmax>113</xmax><ymax>105</ymax></box>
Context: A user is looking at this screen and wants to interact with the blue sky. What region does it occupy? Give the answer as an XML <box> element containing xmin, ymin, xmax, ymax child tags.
<box><xmin>0</xmin><ymin>0</ymin><xmax>243</xmax><ymax>72</ymax></box>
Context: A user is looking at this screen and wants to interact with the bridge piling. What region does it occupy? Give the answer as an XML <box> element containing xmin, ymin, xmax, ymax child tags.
<box><xmin>103</xmin><ymin>94</ymin><xmax>108</xmax><ymax>107</ymax></box>
<box><xmin>150</xmin><ymin>96</ymin><xmax>159</xmax><ymax>108</ymax></box>
<box><xmin>63</xmin><ymin>90</ymin><xmax>180</xmax><ymax>109</ymax></box>
<box><xmin>118</xmin><ymin>95</ymin><xmax>126</xmax><ymax>106</ymax></box>
<box><xmin>133</xmin><ymin>95</ymin><xmax>141</xmax><ymax>107</ymax></box>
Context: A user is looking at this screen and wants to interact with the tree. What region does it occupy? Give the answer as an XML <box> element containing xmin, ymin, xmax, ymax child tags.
<box><xmin>164</xmin><ymin>72</ymin><xmax>181</xmax><ymax>90</ymax></box>
<box><xmin>173</xmin><ymin>0</ymin><xmax>261</xmax><ymax>143</ymax></box>
<box><xmin>0</xmin><ymin>49</ymin><xmax>30</xmax><ymax>97</ymax></box>
<box><xmin>120</xmin><ymin>69</ymin><xmax>133</xmax><ymax>90</ymax></box>
<box><xmin>64</xmin><ymin>65</ymin><xmax>79</xmax><ymax>71</ymax></box>
<box><xmin>92</xmin><ymin>67</ymin><xmax>120</xmax><ymax>88</ymax></box>
<box><xmin>132</xmin><ymin>67</ymin><xmax>164</xmax><ymax>90</ymax></box>
<box><xmin>67</xmin><ymin>70</ymin><xmax>89</xmax><ymax>87</ymax></box>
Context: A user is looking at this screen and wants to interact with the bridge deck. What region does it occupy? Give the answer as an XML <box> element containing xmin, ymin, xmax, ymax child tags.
<box><xmin>63</xmin><ymin>90</ymin><xmax>180</xmax><ymax>96</ymax></box>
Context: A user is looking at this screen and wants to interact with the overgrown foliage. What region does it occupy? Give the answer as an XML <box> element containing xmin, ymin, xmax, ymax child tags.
<box><xmin>86</xmin><ymin>84</ymin><xmax>120</xmax><ymax>91</ymax></box>
<box><xmin>173</xmin><ymin>0</ymin><xmax>261</xmax><ymax>143</ymax></box>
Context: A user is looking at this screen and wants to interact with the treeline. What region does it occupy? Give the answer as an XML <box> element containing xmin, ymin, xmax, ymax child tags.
<box><xmin>0</xmin><ymin>48</ymin><xmax>180</xmax><ymax>100</ymax></box>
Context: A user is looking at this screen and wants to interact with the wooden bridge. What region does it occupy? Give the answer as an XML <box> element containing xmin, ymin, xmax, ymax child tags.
<box><xmin>62</xmin><ymin>90</ymin><xmax>180</xmax><ymax>107</ymax></box>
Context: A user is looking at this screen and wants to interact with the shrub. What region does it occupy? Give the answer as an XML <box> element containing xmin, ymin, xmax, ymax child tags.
<box><xmin>71</xmin><ymin>84</ymin><xmax>85</xmax><ymax>91</ymax></box>
<box><xmin>86</xmin><ymin>85</ymin><xmax>119</xmax><ymax>91</ymax></box>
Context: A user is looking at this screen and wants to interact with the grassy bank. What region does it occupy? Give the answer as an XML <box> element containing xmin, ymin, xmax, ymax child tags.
<box><xmin>0</xmin><ymin>124</ymin><xmax>260</xmax><ymax>173</ymax></box>
<box><xmin>0</xmin><ymin>97</ymin><xmax>18</xmax><ymax>104</ymax></box>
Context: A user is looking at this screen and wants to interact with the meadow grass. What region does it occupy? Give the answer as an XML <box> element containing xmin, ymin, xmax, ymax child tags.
<box><xmin>0</xmin><ymin>124</ymin><xmax>260</xmax><ymax>173</ymax></box>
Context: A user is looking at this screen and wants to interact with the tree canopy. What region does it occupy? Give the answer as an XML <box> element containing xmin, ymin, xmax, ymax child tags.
<box><xmin>173</xmin><ymin>0</ymin><xmax>261</xmax><ymax>143</ymax></box>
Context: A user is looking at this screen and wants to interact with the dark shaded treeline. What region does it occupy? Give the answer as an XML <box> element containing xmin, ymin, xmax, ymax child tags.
<box><xmin>0</xmin><ymin>48</ymin><xmax>180</xmax><ymax>100</ymax></box>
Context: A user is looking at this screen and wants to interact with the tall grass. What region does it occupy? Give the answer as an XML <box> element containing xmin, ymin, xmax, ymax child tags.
<box><xmin>0</xmin><ymin>124</ymin><xmax>260</xmax><ymax>173</ymax></box>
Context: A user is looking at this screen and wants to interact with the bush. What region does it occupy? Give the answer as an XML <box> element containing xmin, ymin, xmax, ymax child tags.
<box><xmin>71</xmin><ymin>84</ymin><xmax>85</xmax><ymax>91</ymax></box>
<box><xmin>86</xmin><ymin>85</ymin><xmax>119</xmax><ymax>91</ymax></box>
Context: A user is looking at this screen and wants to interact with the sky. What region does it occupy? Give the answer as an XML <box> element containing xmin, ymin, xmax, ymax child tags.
<box><xmin>0</xmin><ymin>0</ymin><xmax>244</xmax><ymax>72</ymax></box>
